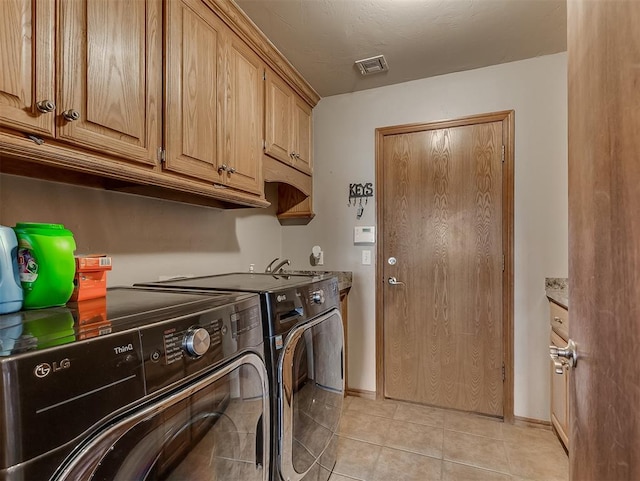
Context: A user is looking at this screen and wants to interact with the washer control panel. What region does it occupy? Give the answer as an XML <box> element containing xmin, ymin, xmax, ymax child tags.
<box><xmin>141</xmin><ymin>296</ymin><xmax>261</xmax><ymax>394</ymax></box>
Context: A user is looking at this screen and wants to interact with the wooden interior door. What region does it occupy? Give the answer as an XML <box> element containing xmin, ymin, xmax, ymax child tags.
<box><xmin>567</xmin><ymin>1</ymin><xmax>640</xmax><ymax>479</ymax></box>
<box><xmin>58</xmin><ymin>0</ymin><xmax>161</xmax><ymax>165</ymax></box>
<box><xmin>377</xmin><ymin>112</ymin><xmax>513</xmax><ymax>417</ymax></box>
<box><xmin>0</xmin><ymin>0</ymin><xmax>55</xmax><ymax>137</ymax></box>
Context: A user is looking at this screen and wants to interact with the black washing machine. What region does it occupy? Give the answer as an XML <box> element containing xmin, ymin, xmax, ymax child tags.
<box><xmin>0</xmin><ymin>287</ymin><xmax>269</xmax><ymax>481</ymax></box>
<box><xmin>136</xmin><ymin>273</ymin><xmax>344</xmax><ymax>481</ymax></box>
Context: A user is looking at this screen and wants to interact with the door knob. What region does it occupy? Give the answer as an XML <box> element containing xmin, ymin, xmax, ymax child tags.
<box><xmin>549</xmin><ymin>339</ymin><xmax>578</xmax><ymax>374</ymax></box>
<box><xmin>388</xmin><ymin>277</ymin><xmax>405</xmax><ymax>286</ymax></box>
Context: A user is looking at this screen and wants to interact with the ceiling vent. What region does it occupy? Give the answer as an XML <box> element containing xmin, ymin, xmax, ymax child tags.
<box><xmin>355</xmin><ymin>55</ymin><xmax>388</xmax><ymax>76</ymax></box>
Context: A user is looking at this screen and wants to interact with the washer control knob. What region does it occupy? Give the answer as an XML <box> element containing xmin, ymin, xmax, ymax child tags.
<box><xmin>183</xmin><ymin>327</ymin><xmax>211</xmax><ymax>357</ymax></box>
<box><xmin>311</xmin><ymin>290</ymin><xmax>325</xmax><ymax>305</ymax></box>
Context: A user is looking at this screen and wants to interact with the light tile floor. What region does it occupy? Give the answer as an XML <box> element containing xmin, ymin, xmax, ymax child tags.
<box><xmin>330</xmin><ymin>396</ymin><xmax>568</xmax><ymax>481</ymax></box>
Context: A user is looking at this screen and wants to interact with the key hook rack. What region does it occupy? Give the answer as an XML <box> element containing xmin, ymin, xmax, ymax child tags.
<box><xmin>348</xmin><ymin>182</ymin><xmax>374</xmax><ymax>219</ymax></box>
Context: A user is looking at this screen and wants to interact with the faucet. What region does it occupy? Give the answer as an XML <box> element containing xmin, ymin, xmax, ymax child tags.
<box><xmin>272</xmin><ymin>258</ymin><xmax>290</xmax><ymax>274</ymax></box>
<box><xmin>265</xmin><ymin>257</ymin><xmax>280</xmax><ymax>273</ymax></box>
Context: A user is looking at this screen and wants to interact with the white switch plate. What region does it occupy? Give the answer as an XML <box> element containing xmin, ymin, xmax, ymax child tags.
<box><xmin>362</xmin><ymin>249</ymin><xmax>371</xmax><ymax>265</ymax></box>
<box><xmin>317</xmin><ymin>251</ymin><xmax>324</xmax><ymax>266</ymax></box>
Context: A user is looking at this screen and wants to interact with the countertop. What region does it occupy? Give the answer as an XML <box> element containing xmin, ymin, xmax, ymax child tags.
<box><xmin>283</xmin><ymin>270</ymin><xmax>352</xmax><ymax>292</ymax></box>
<box><xmin>545</xmin><ymin>278</ymin><xmax>568</xmax><ymax>309</ymax></box>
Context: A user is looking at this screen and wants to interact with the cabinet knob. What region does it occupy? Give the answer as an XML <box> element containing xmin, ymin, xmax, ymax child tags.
<box><xmin>62</xmin><ymin>109</ymin><xmax>80</xmax><ymax>122</ymax></box>
<box><xmin>218</xmin><ymin>164</ymin><xmax>228</xmax><ymax>173</ymax></box>
<box><xmin>294</xmin><ymin>153</ymin><xmax>301</xmax><ymax>159</ymax></box>
<box><xmin>228</xmin><ymin>167</ymin><xmax>236</xmax><ymax>174</ymax></box>
<box><xmin>289</xmin><ymin>151</ymin><xmax>295</xmax><ymax>159</ymax></box>
<box><xmin>36</xmin><ymin>100</ymin><xmax>56</xmax><ymax>113</ymax></box>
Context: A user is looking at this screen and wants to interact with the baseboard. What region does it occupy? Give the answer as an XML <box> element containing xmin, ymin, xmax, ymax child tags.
<box><xmin>345</xmin><ymin>388</ymin><xmax>376</xmax><ymax>400</ymax></box>
<box><xmin>513</xmin><ymin>415</ymin><xmax>552</xmax><ymax>429</ymax></box>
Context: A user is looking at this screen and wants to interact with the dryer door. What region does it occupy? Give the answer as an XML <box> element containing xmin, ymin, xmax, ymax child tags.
<box><xmin>53</xmin><ymin>353</ymin><xmax>269</xmax><ymax>481</ymax></box>
<box><xmin>279</xmin><ymin>309</ymin><xmax>344</xmax><ymax>481</ymax></box>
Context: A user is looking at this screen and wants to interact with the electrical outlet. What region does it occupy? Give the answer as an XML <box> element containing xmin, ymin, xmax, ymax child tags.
<box><xmin>362</xmin><ymin>250</ymin><xmax>371</xmax><ymax>265</ymax></box>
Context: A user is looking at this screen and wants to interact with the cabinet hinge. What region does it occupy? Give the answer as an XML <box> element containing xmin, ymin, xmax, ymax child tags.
<box><xmin>502</xmin><ymin>254</ymin><xmax>505</xmax><ymax>272</ymax></box>
<box><xmin>501</xmin><ymin>145</ymin><xmax>505</xmax><ymax>163</ymax></box>
<box><xmin>502</xmin><ymin>363</ymin><xmax>505</xmax><ymax>382</ymax></box>
<box><xmin>262</xmin><ymin>139</ymin><xmax>266</xmax><ymax>149</ymax></box>
<box><xmin>263</xmin><ymin>70</ymin><xmax>266</xmax><ymax>81</ymax></box>
<box><xmin>157</xmin><ymin>148</ymin><xmax>166</xmax><ymax>164</ymax></box>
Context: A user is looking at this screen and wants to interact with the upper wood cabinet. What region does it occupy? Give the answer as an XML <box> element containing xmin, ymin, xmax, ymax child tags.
<box><xmin>164</xmin><ymin>0</ymin><xmax>263</xmax><ymax>196</ymax></box>
<box><xmin>0</xmin><ymin>0</ymin><xmax>162</xmax><ymax>166</ymax></box>
<box><xmin>57</xmin><ymin>0</ymin><xmax>162</xmax><ymax>166</ymax></box>
<box><xmin>265</xmin><ymin>68</ymin><xmax>313</xmax><ymax>175</ymax></box>
<box><xmin>0</xmin><ymin>0</ymin><xmax>55</xmax><ymax>138</ymax></box>
<box><xmin>164</xmin><ymin>0</ymin><xmax>224</xmax><ymax>182</ymax></box>
<box><xmin>219</xmin><ymin>30</ymin><xmax>264</xmax><ymax>195</ymax></box>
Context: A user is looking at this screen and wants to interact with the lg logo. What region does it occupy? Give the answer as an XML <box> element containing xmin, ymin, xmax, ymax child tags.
<box><xmin>34</xmin><ymin>359</ymin><xmax>71</xmax><ymax>378</ymax></box>
<box><xmin>277</xmin><ymin>294</ymin><xmax>287</xmax><ymax>302</ymax></box>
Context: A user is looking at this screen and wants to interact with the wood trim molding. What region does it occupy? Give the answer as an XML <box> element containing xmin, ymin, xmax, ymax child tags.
<box><xmin>262</xmin><ymin>156</ymin><xmax>312</xmax><ymax>196</ymax></box>
<box><xmin>345</xmin><ymin>388</ymin><xmax>376</xmax><ymax>400</ymax></box>
<box><xmin>374</xmin><ymin>110</ymin><xmax>515</xmax><ymax>422</ymax></box>
<box><xmin>0</xmin><ymin>132</ymin><xmax>270</xmax><ymax>208</ymax></box>
<box><xmin>202</xmin><ymin>0</ymin><xmax>320</xmax><ymax>107</ymax></box>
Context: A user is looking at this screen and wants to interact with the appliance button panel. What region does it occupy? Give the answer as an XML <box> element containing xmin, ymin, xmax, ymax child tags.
<box><xmin>183</xmin><ymin>327</ymin><xmax>211</xmax><ymax>357</ymax></box>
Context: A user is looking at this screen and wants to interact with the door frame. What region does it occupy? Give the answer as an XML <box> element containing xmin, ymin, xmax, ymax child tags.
<box><xmin>374</xmin><ymin>110</ymin><xmax>515</xmax><ymax>422</ymax></box>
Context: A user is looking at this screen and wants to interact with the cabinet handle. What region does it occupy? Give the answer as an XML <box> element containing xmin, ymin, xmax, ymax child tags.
<box><xmin>218</xmin><ymin>164</ymin><xmax>228</xmax><ymax>173</ymax></box>
<box><xmin>227</xmin><ymin>167</ymin><xmax>236</xmax><ymax>174</ymax></box>
<box><xmin>62</xmin><ymin>109</ymin><xmax>80</xmax><ymax>121</ymax></box>
<box><xmin>294</xmin><ymin>153</ymin><xmax>301</xmax><ymax>159</ymax></box>
<box><xmin>36</xmin><ymin>100</ymin><xmax>56</xmax><ymax>113</ymax></box>
<box><xmin>554</xmin><ymin>316</ymin><xmax>563</xmax><ymax>324</ymax></box>
<box><xmin>289</xmin><ymin>151</ymin><xmax>296</xmax><ymax>159</ymax></box>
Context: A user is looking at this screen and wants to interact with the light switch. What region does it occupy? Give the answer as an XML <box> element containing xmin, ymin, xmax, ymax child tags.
<box><xmin>362</xmin><ymin>250</ymin><xmax>371</xmax><ymax>265</ymax></box>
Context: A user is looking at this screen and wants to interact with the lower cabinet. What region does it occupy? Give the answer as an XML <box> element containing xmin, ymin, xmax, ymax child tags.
<box><xmin>549</xmin><ymin>300</ymin><xmax>569</xmax><ymax>451</ymax></box>
<box><xmin>550</xmin><ymin>329</ymin><xmax>569</xmax><ymax>450</ymax></box>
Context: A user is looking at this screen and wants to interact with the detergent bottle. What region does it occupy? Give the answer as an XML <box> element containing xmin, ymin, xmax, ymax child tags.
<box><xmin>13</xmin><ymin>223</ymin><xmax>76</xmax><ymax>309</ymax></box>
<box><xmin>0</xmin><ymin>226</ymin><xmax>23</xmax><ymax>314</ymax></box>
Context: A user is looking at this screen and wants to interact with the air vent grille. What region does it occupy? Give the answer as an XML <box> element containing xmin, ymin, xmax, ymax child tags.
<box><xmin>355</xmin><ymin>55</ymin><xmax>388</xmax><ymax>75</ymax></box>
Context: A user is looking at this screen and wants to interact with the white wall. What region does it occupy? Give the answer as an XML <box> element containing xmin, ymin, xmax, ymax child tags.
<box><xmin>0</xmin><ymin>174</ymin><xmax>283</xmax><ymax>284</ymax></box>
<box><xmin>282</xmin><ymin>53</ymin><xmax>569</xmax><ymax>421</ymax></box>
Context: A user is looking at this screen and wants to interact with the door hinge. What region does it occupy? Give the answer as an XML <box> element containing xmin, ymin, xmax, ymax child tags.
<box><xmin>157</xmin><ymin>148</ymin><xmax>166</xmax><ymax>164</ymax></box>
<box><xmin>502</xmin><ymin>254</ymin><xmax>505</xmax><ymax>272</ymax></box>
<box><xmin>502</xmin><ymin>363</ymin><xmax>505</xmax><ymax>382</ymax></box>
<box><xmin>501</xmin><ymin>145</ymin><xmax>505</xmax><ymax>163</ymax></box>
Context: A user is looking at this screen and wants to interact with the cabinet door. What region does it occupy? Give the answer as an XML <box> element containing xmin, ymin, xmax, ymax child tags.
<box><xmin>550</xmin><ymin>330</ymin><xmax>569</xmax><ymax>449</ymax></box>
<box><xmin>292</xmin><ymin>95</ymin><xmax>312</xmax><ymax>174</ymax></box>
<box><xmin>0</xmin><ymin>0</ymin><xmax>55</xmax><ymax>137</ymax></box>
<box><xmin>220</xmin><ymin>32</ymin><xmax>264</xmax><ymax>195</ymax></box>
<box><xmin>57</xmin><ymin>0</ymin><xmax>161</xmax><ymax>166</ymax></box>
<box><xmin>264</xmin><ymin>70</ymin><xmax>293</xmax><ymax>164</ymax></box>
<box><xmin>164</xmin><ymin>0</ymin><xmax>223</xmax><ymax>181</ymax></box>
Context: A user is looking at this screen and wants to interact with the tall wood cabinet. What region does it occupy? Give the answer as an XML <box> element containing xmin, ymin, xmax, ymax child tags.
<box><xmin>0</xmin><ymin>0</ymin><xmax>162</xmax><ymax>166</ymax></box>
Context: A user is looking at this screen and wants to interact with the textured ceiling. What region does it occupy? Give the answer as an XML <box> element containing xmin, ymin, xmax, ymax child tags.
<box><xmin>235</xmin><ymin>0</ymin><xmax>567</xmax><ymax>97</ymax></box>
